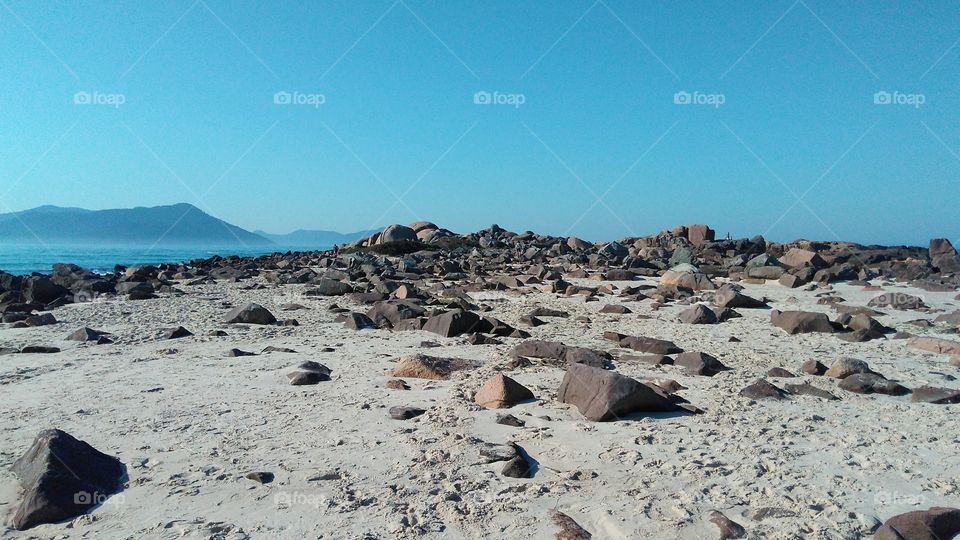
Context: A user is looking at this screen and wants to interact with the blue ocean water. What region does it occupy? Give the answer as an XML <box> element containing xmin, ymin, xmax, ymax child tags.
<box><xmin>0</xmin><ymin>244</ymin><xmax>327</xmax><ymax>276</ymax></box>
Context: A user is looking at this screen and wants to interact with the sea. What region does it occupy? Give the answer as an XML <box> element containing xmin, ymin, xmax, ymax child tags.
<box><xmin>0</xmin><ymin>244</ymin><xmax>329</xmax><ymax>276</ymax></box>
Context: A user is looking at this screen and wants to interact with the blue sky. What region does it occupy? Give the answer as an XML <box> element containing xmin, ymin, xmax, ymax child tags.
<box><xmin>0</xmin><ymin>0</ymin><xmax>958</xmax><ymax>246</ymax></box>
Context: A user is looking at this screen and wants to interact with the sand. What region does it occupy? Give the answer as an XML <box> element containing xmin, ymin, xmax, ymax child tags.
<box><xmin>1</xmin><ymin>275</ymin><xmax>959</xmax><ymax>539</ymax></box>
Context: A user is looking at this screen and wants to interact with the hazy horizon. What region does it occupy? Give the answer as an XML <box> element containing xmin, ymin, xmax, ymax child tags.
<box><xmin>2</xmin><ymin>1</ymin><xmax>959</xmax><ymax>247</ymax></box>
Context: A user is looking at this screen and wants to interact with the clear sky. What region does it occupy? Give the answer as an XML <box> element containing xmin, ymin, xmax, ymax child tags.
<box><xmin>1</xmin><ymin>0</ymin><xmax>958</xmax><ymax>246</ymax></box>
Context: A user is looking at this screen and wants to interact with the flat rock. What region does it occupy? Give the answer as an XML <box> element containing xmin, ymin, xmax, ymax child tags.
<box><xmin>557</xmin><ymin>362</ymin><xmax>677</xmax><ymax>421</ymax></box>
<box><xmin>910</xmin><ymin>386</ymin><xmax>960</xmax><ymax>404</ymax></box>
<box><xmin>908</xmin><ymin>336</ymin><xmax>960</xmax><ymax>355</ymax></box>
<box><xmin>392</xmin><ymin>354</ymin><xmax>474</xmax><ymax>380</ymax></box>
<box><xmin>389</xmin><ymin>406</ymin><xmax>426</xmax><ymax>420</ymax></box>
<box><xmin>67</xmin><ymin>327</ymin><xmax>108</xmax><ymax>342</ymax></box>
<box><xmin>783</xmin><ymin>382</ymin><xmax>839</xmax><ymax>400</ymax></box>
<box><xmin>838</xmin><ymin>373</ymin><xmax>910</xmax><ymax>395</ymax></box>
<box><xmin>766</xmin><ymin>367</ymin><xmax>796</xmax><ymax>377</ymax></box>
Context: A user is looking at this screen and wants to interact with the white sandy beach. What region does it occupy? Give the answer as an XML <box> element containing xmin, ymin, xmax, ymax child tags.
<box><xmin>1</xmin><ymin>275</ymin><xmax>959</xmax><ymax>539</ymax></box>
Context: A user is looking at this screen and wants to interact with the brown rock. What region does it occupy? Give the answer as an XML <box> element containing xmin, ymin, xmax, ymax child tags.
<box><xmin>875</xmin><ymin>506</ymin><xmax>960</xmax><ymax>540</ymax></box>
<box><xmin>675</xmin><ymin>351</ymin><xmax>729</xmax><ymax>376</ymax></box>
<box><xmin>770</xmin><ymin>310</ymin><xmax>835</xmax><ymax>334</ymax></box>
<box><xmin>557</xmin><ymin>363</ymin><xmax>677</xmax><ymax>421</ymax></box>
<box><xmin>474</xmin><ymin>374</ymin><xmax>535</xmax><ymax>408</ymax></box>
<box><xmin>825</xmin><ymin>357</ymin><xmax>873</xmax><ymax>379</ymax></box>
<box><xmin>551</xmin><ymin>509</ymin><xmax>592</xmax><ymax>539</ymax></box>
<box><xmin>907</xmin><ymin>336</ymin><xmax>960</xmax><ymax>355</ymax></box>
<box><xmin>709</xmin><ymin>510</ymin><xmax>747</xmax><ymax>539</ymax></box>
<box><xmin>392</xmin><ymin>354</ymin><xmax>475</xmax><ymax>380</ymax></box>
<box><xmin>739</xmin><ymin>379</ymin><xmax>788</xmax><ymax>400</ymax></box>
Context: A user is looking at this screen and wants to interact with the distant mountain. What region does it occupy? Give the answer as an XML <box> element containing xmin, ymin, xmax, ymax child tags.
<box><xmin>0</xmin><ymin>204</ymin><xmax>274</xmax><ymax>246</ymax></box>
<box><xmin>254</xmin><ymin>228</ymin><xmax>378</xmax><ymax>248</ymax></box>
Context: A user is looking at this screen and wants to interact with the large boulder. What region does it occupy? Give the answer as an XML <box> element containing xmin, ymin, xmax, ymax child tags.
<box><xmin>778</xmin><ymin>248</ymin><xmax>827</xmax><ymax>268</ymax></box>
<box><xmin>380</xmin><ymin>224</ymin><xmax>417</xmax><ymax>244</ymax></box>
<box><xmin>712</xmin><ymin>284</ymin><xmax>766</xmax><ymax>309</ymax></box>
<box><xmin>660</xmin><ymin>264</ymin><xmax>715</xmax><ymax>291</ymax></box>
<box><xmin>306</xmin><ymin>278</ymin><xmax>354</xmax><ymax>296</ymax></box>
<box><xmin>598</xmin><ymin>241</ymin><xmax>628</xmax><ymax>259</ymax></box>
<box><xmin>422</xmin><ymin>309</ymin><xmax>481</xmax><ymax>337</ymax></box>
<box><xmin>366</xmin><ymin>300</ymin><xmax>426</xmax><ymax>328</ymax></box>
<box><xmin>10</xmin><ymin>429</ymin><xmax>126</xmax><ymax>530</ymax></box>
<box><xmin>679</xmin><ymin>304</ymin><xmax>718</xmax><ymax>324</ymax></box>
<box><xmin>223</xmin><ymin>303</ymin><xmax>276</xmax><ymax>325</ymax></box>
<box><xmin>20</xmin><ymin>276</ymin><xmax>69</xmax><ymax>305</ymax></box>
<box><xmin>686</xmin><ymin>224</ymin><xmax>715</xmax><ymax>247</ymax></box>
<box><xmin>770</xmin><ymin>310</ymin><xmax>835</xmax><ymax>334</ymax></box>
<box><xmin>557</xmin><ymin>363</ymin><xmax>676</xmax><ymax>421</ymax></box>
<box><xmin>875</xmin><ymin>507</ymin><xmax>960</xmax><ymax>540</ymax></box>
<box><xmin>474</xmin><ymin>374</ymin><xmax>535</xmax><ymax>408</ymax></box>
<box><xmin>929</xmin><ymin>238</ymin><xmax>960</xmax><ymax>273</ymax></box>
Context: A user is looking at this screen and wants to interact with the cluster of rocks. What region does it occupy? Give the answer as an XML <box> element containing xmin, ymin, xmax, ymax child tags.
<box><xmin>3</xmin><ymin>223</ymin><xmax>959</xmax><ymax>319</ymax></box>
<box><xmin>5</xmin><ymin>221</ymin><xmax>960</xmax><ymax>534</ymax></box>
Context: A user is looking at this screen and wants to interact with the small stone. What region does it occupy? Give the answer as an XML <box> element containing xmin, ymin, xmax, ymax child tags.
<box><xmin>245</xmin><ymin>471</ymin><xmax>274</xmax><ymax>484</ymax></box>
<box><xmin>496</xmin><ymin>414</ymin><xmax>525</xmax><ymax>427</ymax></box>
<box><xmin>709</xmin><ymin>510</ymin><xmax>746</xmax><ymax>539</ymax></box>
<box><xmin>389</xmin><ymin>406</ymin><xmax>426</xmax><ymax>420</ymax></box>
<box><xmin>766</xmin><ymin>367</ymin><xmax>796</xmax><ymax>378</ymax></box>
<box><xmin>385</xmin><ymin>379</ymin><xmax>410</xmax><ymax>390</ymax></box>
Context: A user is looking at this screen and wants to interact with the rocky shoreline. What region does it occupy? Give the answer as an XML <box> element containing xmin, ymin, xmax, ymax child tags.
<box><xmin>2</xmin><ymin>222</ymin><xmax>960</xmax><ymax>538</ymax></box>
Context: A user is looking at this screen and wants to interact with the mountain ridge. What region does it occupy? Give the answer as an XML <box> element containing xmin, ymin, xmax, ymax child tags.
<box><xmin>0</xmin><ymin>204</ymin><xmax>273</xmax><ymax>246</ymax></box>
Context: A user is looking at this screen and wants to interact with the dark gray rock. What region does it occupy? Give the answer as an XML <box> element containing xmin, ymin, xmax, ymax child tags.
<box><xmin>10</xmin><ymin>429</ymin><xmax>126</xmax><ymax>530</ymax></box>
